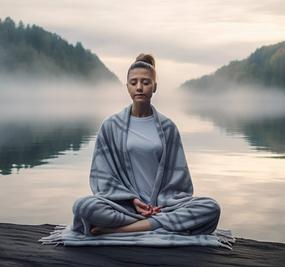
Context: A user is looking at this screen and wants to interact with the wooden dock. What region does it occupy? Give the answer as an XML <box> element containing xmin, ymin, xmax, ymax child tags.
<box><xmin>0</xmin><ymin>223</ymin><xmax>284</xmax><ymax>267</ymax></box>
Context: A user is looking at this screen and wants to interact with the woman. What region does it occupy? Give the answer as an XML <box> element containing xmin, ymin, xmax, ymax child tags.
<box><xmin>71</xmin><ymin>53</ymin><xmax>221</xmax><ymax>237</ymax></box>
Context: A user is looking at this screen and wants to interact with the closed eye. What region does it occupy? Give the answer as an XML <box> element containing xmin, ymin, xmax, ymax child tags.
<box><xmin>129</xmin><ymin>79</ymin><xmax>151</xmax><ymax>85</ymax></box>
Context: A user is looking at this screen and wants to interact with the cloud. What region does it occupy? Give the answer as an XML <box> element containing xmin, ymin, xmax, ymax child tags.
<box><xmin>248</xmin><ymin>0</ymin><xmax>285</xmax><ymax>16</ymax></box>
<box><xmin>0</xmin><ymin>0</ymin><xmax>284</xmax><ymax>77</ymax></box>
<box><xmin>73</xmin><ymin>28</ymin><xmax>263</xmax><ymax>65</ymax></box>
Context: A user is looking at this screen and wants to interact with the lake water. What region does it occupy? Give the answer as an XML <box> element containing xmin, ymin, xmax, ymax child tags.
<box><xmin>0</xmin><ymin>82</ymin><xmax>284</xmax><ymax>243</ymax></box>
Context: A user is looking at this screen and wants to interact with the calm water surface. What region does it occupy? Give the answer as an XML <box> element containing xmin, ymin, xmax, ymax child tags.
<box><xmin>0</xmin><ymin>85</ymin><xmax>284</xmax><ymax>243</ymax></box>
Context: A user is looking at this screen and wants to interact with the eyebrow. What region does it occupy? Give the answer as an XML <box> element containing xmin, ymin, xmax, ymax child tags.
<box><xmin>129</xmin><ymin>78</ymin><xmax>151</xmax><ymax>81</ymax></box>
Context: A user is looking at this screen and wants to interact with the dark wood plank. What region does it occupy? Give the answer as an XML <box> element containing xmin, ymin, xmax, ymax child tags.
<box><xmin>0</xmin><ymin>223</ymin><xmax>284</xmax><ymax>267</ymax></box>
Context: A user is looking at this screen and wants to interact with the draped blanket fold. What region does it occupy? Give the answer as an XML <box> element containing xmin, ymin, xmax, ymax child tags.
<box><xmin>39</xmin><ymin>103</ymin><xmax>236</xmax><ymax>249</ymax></box>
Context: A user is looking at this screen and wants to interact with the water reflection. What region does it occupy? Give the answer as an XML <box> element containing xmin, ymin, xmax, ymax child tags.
<box><xmin>0</xmin><ymin>119</ymin><xmax>99</xmax><ymax>175</ymax></box>
<box><xmin>190</xmin><ymin>111</ymin><xmax>285</xmax><ymax>156</ymax></box>
<box><xmin>182</xmin><ymin>89</ymin><xmax>285</xmax><ymax>156</ymax></box>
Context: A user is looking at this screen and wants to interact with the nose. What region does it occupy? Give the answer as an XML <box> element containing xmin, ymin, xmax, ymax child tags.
<box><xmin>136</xmin><ymin>81</ymin><xmax>143</xmax><ymax>91</ymax></box>
<box><xmin>136</xmin><ymin>81</ymin><xmax>142</xmax><ymax>89</ymax></box>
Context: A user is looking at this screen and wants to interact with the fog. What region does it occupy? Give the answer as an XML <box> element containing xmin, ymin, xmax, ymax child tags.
<box><xmin>0</xmin><ymin>75</ymin><xmax>185</xmax><ymax>122</ymax></box>
<box><xmin>1</xmin><ymin>75</ymin><xmax>285</xmax><ymax>124</ymax></box>
<box><xmin>0</xmin><ymin>76</ymin><xmax>125</xmax><ymax>121</ymax></box>
<box><xmin>180</xmin><ymin>84</ymin><xmax>285</xmax><ymax>120</ymax></box>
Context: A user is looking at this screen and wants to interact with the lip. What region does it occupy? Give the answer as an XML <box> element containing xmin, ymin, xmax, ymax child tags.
<box><xmin>135</xmin><ymin>94</ymin><xmax>145</xmax><ymax>97</ymax></box>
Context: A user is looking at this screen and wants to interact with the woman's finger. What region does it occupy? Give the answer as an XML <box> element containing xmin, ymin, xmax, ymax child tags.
<box><xmin>137</xmin><ymin>201</ymin><xmax>149</xmax><ymax>210</ymax></box>
<box><xmin>134</xmin><ymin>201</ymin><xmax>162</xmax><ymax>215</ymax></box>
<box><xmin>136</xmin><ymin>205</ymin><xmax>150</xmax><ymax>213</ymax></box>
<box><xmin>136</xmin><ymin>206</ymin><xmax>145</xmax><ymax>213</ymax></box>
<box><xmin>141</xmin><ymin>210</ymin><xmax>152</xmax><ymax>216</ymax></box>
<box><xmin>141</xmin><ymin>206</ymin><xmax>153</xmax><ymax>215</ymax></box>
<box><xmin>133</xmin><ymin>199</ymin><xmax>148</xmax><ymax>211</ymax></box>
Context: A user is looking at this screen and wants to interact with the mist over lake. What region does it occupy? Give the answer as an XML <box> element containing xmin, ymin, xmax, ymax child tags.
<box><xmin>0</xmin><ymin>77</ymin><xmax>284</xmax><ymax>243</ymax></box>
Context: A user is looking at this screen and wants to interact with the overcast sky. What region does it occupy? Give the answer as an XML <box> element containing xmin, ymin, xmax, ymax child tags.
<box><xmin>0</xmin><ymin>0</ymin><xmax>284</xmax><ymax>89</ymax></box>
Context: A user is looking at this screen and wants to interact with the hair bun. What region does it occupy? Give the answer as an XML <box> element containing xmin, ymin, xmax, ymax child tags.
<box><xmin>135</xmin><ymin>53</ymin><xmax>155</xmax><ymax>68</ymax></box>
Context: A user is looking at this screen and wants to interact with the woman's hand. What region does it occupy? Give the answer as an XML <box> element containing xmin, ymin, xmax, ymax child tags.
<box><xmin>132</xmin><ymin>198</ymin><xmax>162</xmax><ymax>216</ymax></box>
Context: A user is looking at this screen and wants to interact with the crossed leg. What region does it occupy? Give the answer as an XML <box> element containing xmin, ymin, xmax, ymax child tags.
<box><xmin>90</xmin><ymin>218</ymin><xmax>152</xmax><ymax>235</ymax></box>
<box><xmin>71</xmin><ymin>195</ymin><xmax>221</xmax><ymax>236</ymax></box>
<box><xmin>72</xmin><ymin>196</ymin><xmax>151</xmax><ymax>235</ymax></box>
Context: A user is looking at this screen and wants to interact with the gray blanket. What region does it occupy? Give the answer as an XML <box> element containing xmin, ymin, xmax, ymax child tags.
<box><xmin>39</xmin><ymin>103</ymin><xmax>235</xmax><ymax>249</ymax></box>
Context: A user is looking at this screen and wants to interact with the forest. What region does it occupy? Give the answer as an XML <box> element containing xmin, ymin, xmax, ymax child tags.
<box><xmin>0</xmin><ymin>17</ymin><xmax>119</xmax><ymax>84</ymax></box>
<box><xmin>181</xmin><ymin>41</ymin><xmax>285</xmax><ymax>91</ymax></box>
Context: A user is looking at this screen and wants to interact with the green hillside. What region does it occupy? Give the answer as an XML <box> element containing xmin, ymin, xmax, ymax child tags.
<box><xmin>0</xmin><ymin>17</ymin><xmax>120</xmax><ymax>85</ymax></box>
<box><xmin>180</xmin><ymin>41</ymin><xmax>285</xmax><ymax>91</ymax></box>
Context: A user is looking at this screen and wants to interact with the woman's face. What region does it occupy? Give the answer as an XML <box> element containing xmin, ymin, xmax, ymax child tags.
<box><xmin>126</xmin><ymin>67</ymin><xmax>157</xmax><ymax>103</ymax></box>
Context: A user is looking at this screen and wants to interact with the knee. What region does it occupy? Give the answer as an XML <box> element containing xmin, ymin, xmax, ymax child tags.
<box><xmin>207</xmin><ymin>197</ymin><xmax>221</xmax><ymax>218</ymax></box>
<box><xmin>196</xmin><ymin>197</ymin><xmax>221</xmax><ymax>218</ymax></box>
<box><xmin>72</xmin><ymin>195</ymin><xmax>97</xmax><ymax>216</ymax></box>
<box><xmin>72</xmin><ymin>196</ymin><xmax>87</xmax><ymax>215</ymax></box>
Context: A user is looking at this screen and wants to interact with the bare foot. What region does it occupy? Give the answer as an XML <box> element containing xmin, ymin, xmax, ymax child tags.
<box><xmin>90</xmin><ymin>226</ymin><xmax>114</xmax><ymax>235</ymax></box>
<box><xmin>91</xmin><ymin>226</ymin><xmax>104</xmax><ymax>235</ymax></box>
